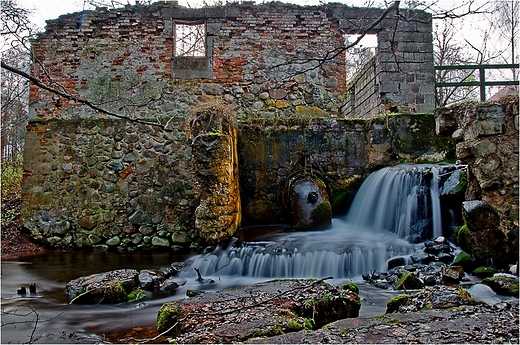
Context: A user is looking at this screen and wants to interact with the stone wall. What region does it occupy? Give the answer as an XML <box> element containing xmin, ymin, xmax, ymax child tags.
<box><xmin>22</xmin><ymin>118</ymin><xmax>197</xmax><ymax>250</ymax></box>
<box><xmin>342</xmin><ymin>57</ymin><xmax>381</xmax><ymax>118</ymax></box>
<box><xmin>238</xmin><ymin>114</ymin><xmax>454</xmax><ymax>224</ymax></box>
<box><xmin>23</xmin><ymin>2</ymin><xmax>437</xmax><ymax>250</ymax></box>
<box><xmin>435</xmin><ymin>96</ymin><xmax>519</xmax><ymax>264</ymax></box>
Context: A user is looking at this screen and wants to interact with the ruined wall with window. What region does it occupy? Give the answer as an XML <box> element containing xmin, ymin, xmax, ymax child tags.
<box><xmin>23</xmin><ymin>2</ymin><xmax>438</xmax><ymax>250</ymax></box>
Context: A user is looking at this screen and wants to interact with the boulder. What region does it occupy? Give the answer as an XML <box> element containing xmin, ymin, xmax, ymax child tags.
<box><xmin>157</xmin><ymin>279</ymin><xmax>360</xmax><ymax>343</ymax></box>
<box><xmin>394</xmin><ymin>272</ymin><xmax>424</xmax><ymax>291</ymax></box>
<box><xmin>462</xmin><ymin>200</ymin><xmax>500</xmax><ymax>231</ymax></box>
<box><xmin>65</xmin><ymin>269</ymin><xmax>141</xmax><ymax>304</ymax></box>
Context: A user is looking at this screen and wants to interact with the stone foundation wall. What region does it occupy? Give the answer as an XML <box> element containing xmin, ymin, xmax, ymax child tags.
<box><xmin>22</xmin><ymin>118</ymin><xmax>198</xmax><ymax>250</ymax></box>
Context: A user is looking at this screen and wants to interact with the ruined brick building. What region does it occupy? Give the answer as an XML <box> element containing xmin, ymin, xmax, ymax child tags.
<box><xmin>23</xmin><ymin>1</ymin><xmax>442</xmax><ymax>250</ymax></box>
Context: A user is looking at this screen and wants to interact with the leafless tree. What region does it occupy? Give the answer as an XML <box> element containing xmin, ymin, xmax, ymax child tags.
<box><xmin>1</xmin><ymin>0</ymin><xmax>34</xmax><ymax>163</ymax></box>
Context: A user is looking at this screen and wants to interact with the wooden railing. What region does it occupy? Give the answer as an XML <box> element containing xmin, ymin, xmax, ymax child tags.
<box><xmin>435</xmin><ymin>63</ymin><xmax>519</xmax><ymax>101</ymax></box>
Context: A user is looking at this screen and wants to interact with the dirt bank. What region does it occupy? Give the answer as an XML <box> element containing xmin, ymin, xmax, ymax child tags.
<box><xmin>1</xmin><ymin>193</ymin><xmax>45</xmax><ymax>257</ymax></box>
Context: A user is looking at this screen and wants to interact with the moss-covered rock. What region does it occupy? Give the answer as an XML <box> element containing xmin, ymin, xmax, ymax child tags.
<box><xmin>472</xmin><ymin>266</ymin><xmax>498</xmax><ymax>278</ymax></box>
<box><xmin>394</xmin><ymin>272</ymin><xmax>424</xmax><ymax>290</ymax></box>
<box><xmin>481</xmin><ymin>276</ymin><xmax>519</xmax><ymax>297</ymax></box>
<box><xmin>340</xmin><ymin>282</ymin><xmax>359</xmax><ymax>294</ymax></box>
<box><xmin>65</xmin><ymin>269</ymin><xmax>140</xmax><ymax>304</ymax></box>
<box><xmin>386</xmin><ymin>285</ymin><xmax>474</xmax><ymax>314</ymax></box>
<box><xmin>157</xmin><ymin>304</ymin><xmax>184</xmax><ymax>334</ymax></box>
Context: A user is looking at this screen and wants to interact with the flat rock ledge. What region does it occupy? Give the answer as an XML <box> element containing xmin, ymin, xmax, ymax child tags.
<box><xmin>157</xmin><ymin>278</ymin><xmax>360</xmax><ymax>343</ymax></box>
<box><xmin>248</xmin><ymin>301</ymin><xmax>519</xmax><ymax>344</ymax></box>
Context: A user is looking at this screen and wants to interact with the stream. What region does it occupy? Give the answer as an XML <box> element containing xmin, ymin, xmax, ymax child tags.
<box><xmin>1</xmin><ymin>246</ymin><xmax>402</xmax><ymax>344</ymax></box>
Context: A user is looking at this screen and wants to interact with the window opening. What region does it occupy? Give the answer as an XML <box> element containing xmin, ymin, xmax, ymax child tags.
<box><xmin>175</xmin><ymin>22</ymin><xmax>206</xmax><ymax>57</ymax></box>
<box><xmin>344</xmin><ymin>34</ymin><xmax>377</xmax><ymax>81</ymax></box>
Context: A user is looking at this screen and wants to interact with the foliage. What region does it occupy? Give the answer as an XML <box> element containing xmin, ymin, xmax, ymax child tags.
<box><xmin>127</xmin><ymin>288</ymin><xmax>147</xmax><ymax>302</ymax></box>
<box><xmin>1</xmin><ymin>155</ymin><xmax>23</xmax><ymax>198</ymax></box>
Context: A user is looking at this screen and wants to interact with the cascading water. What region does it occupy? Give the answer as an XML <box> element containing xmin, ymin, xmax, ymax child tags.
<box><xmin>179</xmin><ymin>163</ymin><xmax>460</xmax><ymax>281</ymax></box>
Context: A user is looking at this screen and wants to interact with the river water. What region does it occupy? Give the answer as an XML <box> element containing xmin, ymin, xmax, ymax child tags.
<box><xmin>1</xmin><ymin>247</ymin><xmax>402</xmax><ymax>344</ymax></box>
<box><xmin>0</xmin><ymin>163</ymin><xmax>464</xmax><ymax>343</ymax></box>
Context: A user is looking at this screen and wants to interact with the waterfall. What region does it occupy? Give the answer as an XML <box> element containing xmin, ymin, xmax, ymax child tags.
<box><xmin>344</xmin><ymin>163</ymin><xmax>444</xmax><ymax>242</ymax></box>
<box><xmin>179</xmin><ymin>163</ymin><xmax>453</xmax><ymax>280</ymax></box>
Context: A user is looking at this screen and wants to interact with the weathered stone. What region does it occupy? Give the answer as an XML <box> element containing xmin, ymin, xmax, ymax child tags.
<box><xmin>201</xmin><ymin>83</ymin><xmax>224</xmax><ymax>96</ymax></box>
<box><xmin>88</xmin><ymin>234</ymin><xmax>102</xmax><ymax>244</ymax></box>
<box><xmin>106</xmin><ymin>236</ymin><xmax>121</xmax><ymax>246</ymax></box>
<box><xmin>268</xmin><ymin>88</ymin><xmax>287</xmax><ymax>100</ymax></box>
<box><xmin>151</xmin><ymin>236</ymin><xmax>170</xmax><ymax>247</ymax></box>
<box><xmin>394</xmin><ymin>272</ymin><xmax>424</xmax><ymax>290</ymax></box>
<box><xmin>462</xmin><ymin>200</ymin><xmax>500</xmax><ymax>231</ymax></box>
<box><xmin>78</xmin><ymin>216</ymin><xmax>96</xmax><ymax>230</ymax></box>
<box><xmin>386</xmin><ymin>285</ymin><xmax>474</xmax><ymax>314</ymax></box>
<box><xmin>128</xmin><ymin>209</ymin><xmax>150</xmax><ymax>225</ymax></box>
<box><xmin>51</xmin><ymin>220</ymin><xmax>71</xmax><ymax>235</ymax></box>
<box><xmin>441</xmin><ymin>265</ymin><xmax>464</xmax><ymax>283</ymax></box>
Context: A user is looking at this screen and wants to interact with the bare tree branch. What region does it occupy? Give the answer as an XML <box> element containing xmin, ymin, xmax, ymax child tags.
<box><xmin>1</xmin><ymin>61</ymin><xmax>167</xmax><ymax>129</ymax></box>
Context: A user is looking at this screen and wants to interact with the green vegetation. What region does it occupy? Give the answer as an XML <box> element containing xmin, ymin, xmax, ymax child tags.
<box><xmin>386</xmin><ymin>294</ymin><xmax>410</xmax><ymax>313</ymax></box>
<box><xmin>239</xmin><ymin>325</ymin><xmax>283</xmax><ymax>341</ymax></box>
<box><xmin>310</xmin><ymin>201</ymin><xmax>332</xmax><ymax>227</ymax></box>
<box><xmin>482</xmin><ymin>276</ymin><xmax>519</xmax><ymax>296</ymax></box>
<box><xmin>304</xmin><ymin>317</ymin><xmax>314</xmax><ymax>330</ymax></box>
<box><xmin>340</xmin><ymin>282</ymin><xmax>359</xmax><ymax>294</ymax></box>
<box><xmin>286</xmin><ymin>319</ymin><xmax>304</xmax><ymax>332</ymax></box>
<box><xmin>450</xmin><ymin>169</ymin><xmax>467</xmax><ymax>195</ymax></box>
<box><xmin>453</xmin><ymin>224</ymin><xmax>470</xmax><ymax>252</ymax></box>
<box><xmin>127</xmin><ymin>288</ymin><xmax>147</xmax><ymax>301</ymax></box>
<box><xmin>100</xmin><ymin>281</ymin><xmax>127</xmax><ymax>304</ymax></box>
<box><xmin>1</xmin><ymin>156</ymin><xmax>23</xmax><ymax>198</ymax></box>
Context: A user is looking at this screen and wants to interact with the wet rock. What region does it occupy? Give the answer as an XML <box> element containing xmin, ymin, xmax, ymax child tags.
<box><xmin>388</xmin><ymin>257</ymin><xmax>406</xmax><ymax>270</ymax></box>
<box><xmin>157</xmin><ymin>278</ymin><xmax>360</xmax><ymax>343</ymax></box>
<box><xmin>160</xmin><ymin>278</ymin><xmax>179</xmax><ymax>292</ymax></box>
<box><xmin>442</xmin><ymin>265</ymin><xmax>464</xmax><ymax>283</ymax></box>
<box><xmin>138</xmin><ymin>270</ymin><xmax>163</xmax><ymax>290</ymax></box>
<box><xmin>394</xmin><ymin>272</ymin><xmax>424</xmax><ymax>291</ymax></box>
<box><xmin>65</xmin><ymin>269</ymin><xmax>140</xmax><ymax>304</ymax></box>
<box><xmin>128</xmin><ymin>209</ymin><xmax>150</xmax><ymax>225</ymax></box>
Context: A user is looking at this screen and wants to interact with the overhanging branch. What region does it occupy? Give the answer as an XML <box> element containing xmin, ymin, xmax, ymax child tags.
<box><xmin>1</xmin><ymin>61</ymin><xmax>166</xmax><ymax>129</ymax></box>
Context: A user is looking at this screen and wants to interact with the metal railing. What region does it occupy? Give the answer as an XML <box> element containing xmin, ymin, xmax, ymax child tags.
<box><xmin>435</xmin><ymin>63</ymin><xmax>519</xmax><ymax>101</ymax></box>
